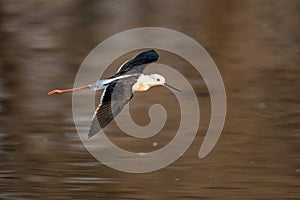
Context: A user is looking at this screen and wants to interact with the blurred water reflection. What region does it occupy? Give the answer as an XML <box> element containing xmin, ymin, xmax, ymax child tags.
<box><xmin>0</xmin><ymin>0</ymin><xmax>299</xmax><ymax>199</ymax></box>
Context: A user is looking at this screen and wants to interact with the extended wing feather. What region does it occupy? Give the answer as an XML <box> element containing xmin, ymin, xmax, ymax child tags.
<box><xmin>112</xmin><ymin>49</ymin><xmax>159</xmax><ymax>77</ymax></box>
<box><xmin>88</xmin><ymin>49</ymin><xmax>159</xmax><ymax>137</ymax></box>
<box><xmin>88</xmin><ymin>76</ymin><xmax>138</xmax><ymax>138</ymax></box>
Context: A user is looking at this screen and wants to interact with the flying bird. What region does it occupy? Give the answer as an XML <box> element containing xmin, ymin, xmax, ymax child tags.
<box><xmin>48</xmin><ymin>50</ymin><xmax>180</xmax><ymax>137</ymax></box>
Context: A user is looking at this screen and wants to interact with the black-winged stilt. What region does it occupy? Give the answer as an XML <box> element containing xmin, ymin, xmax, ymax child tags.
<box><xmin>48</xmin><ymin>50</ymin><xmax>180</xmax><ymax>137</ymax></box>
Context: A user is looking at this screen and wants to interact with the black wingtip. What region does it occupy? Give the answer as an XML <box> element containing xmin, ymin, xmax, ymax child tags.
<box><xmin>134</xmin><ymin>49</ymin><xmax>159</xmax><ymax>62</ymax></box>
<box><xmin>88</xmin><ymin>118</ymin><xmax>101</xmax><ymax>138</ymax></box>
<box><xmin>88</xmin><ymin>129</ymin><xmax>98</xmax><ymax>138</ymax></box>
<box><xmin>88</xmin><ymin>115</ymin><xmax>111</xmax><ymax>138</ymax></box>
<box><xmin>88</xmin><ymin>131</ymin><xmax>95</xmax><ymax>138</ymax></box>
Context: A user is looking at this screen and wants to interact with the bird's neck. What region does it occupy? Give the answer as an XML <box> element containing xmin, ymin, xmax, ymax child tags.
<box><xmin>132</xmin><ymin>75</ymin><xmax>152</xmax><ymax>92</ymax></box>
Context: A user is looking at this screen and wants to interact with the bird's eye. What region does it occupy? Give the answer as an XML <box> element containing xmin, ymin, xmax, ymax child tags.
<box><xmin>156</xmin><ymin>78</ymin><xmax>160</xmax><ymax>81</ymax></box>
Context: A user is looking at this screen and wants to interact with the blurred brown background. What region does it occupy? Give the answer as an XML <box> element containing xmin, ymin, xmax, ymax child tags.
<box><xmin>0</xmin><ymin>0</ymin><xmax>299</xmax><ymax>199</ymax></box>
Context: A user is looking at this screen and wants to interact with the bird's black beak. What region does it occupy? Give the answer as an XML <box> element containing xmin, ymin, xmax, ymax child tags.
<box><xmin>164</xmin><ymin>83</ymin><xmax>181</xmax><ymax>92</ymax></box>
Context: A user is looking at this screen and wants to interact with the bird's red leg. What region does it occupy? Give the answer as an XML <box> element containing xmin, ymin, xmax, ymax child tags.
<box><xmin>48</xmin><ymin>85</ymin><xmax>91</xmax><ymax>95</ymax></box>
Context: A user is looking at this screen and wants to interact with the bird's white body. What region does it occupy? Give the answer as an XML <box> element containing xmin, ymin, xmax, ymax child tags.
<box><xmin>90</xmin><ymin>74</ymin><xmax>139</xmax><ymax>91</ymax></box>
<box><xmin>90</xmin><ymin>73</ymin><xmax>166</xmax><ymax>92</ymax></box>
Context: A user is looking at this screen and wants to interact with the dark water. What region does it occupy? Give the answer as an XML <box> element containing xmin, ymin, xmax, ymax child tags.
<box><xmin>0</xmin><ymin>0</ymin><xmax>299</xmax><ymax>199</ymax></box>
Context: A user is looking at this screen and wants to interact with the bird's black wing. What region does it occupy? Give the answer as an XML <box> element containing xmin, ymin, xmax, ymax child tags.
<box><xmin>88</xmin><ymin>76</ymin><xmax>138</xmax><ymax>138</ymax></box>
<box><xmin>112</xmin><ymin>49</ymin><xmax>159</xmax><ymax>77</ymax></box>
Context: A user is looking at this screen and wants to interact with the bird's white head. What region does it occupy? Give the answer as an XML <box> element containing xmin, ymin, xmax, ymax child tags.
<box><xmin>133</xmin><ymin>73</ymin><xmax>180</xmax><ymax>92</ymax></box>
<box><xmin>132</xmin><ymin>74</ymin><xmax>165</xmax><ymax>92</ymax></box>
<box><xmin>149</xmin><ymin>74</ymin><xmax>181</xmax><ymax>92</ymax></box>
<box><xmin>149</xmin><ymin>74</ymin><xmax>166</xmax><ymax>86</ymax></box>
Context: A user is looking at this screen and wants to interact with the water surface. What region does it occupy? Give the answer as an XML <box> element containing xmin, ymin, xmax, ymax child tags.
<box><xmin>0</xmin><ymin>1</ymin><xmax>299</xmax><ymax>199</ymax></box>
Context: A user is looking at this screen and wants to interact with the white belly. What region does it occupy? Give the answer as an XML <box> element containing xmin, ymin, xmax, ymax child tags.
<box><xmin>132</xmin><ymin>82</ymin><xmax>150</xmax><ymax>92</ymax></box>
